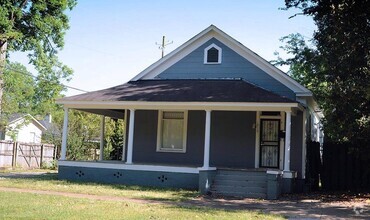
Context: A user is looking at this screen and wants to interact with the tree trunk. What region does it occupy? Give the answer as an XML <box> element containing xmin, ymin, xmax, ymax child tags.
<box><xmin>0</xmin><ymin>41</ymin><xmax>7</xmax><ymax>115</ymax></box>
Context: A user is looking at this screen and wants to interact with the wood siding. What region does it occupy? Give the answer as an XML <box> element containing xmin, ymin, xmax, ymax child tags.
<box><xmin>157</xmin><ymin>38</ymin><xmax>295</xmax><ymax>99</ymax></box>
<box><xmin>291</xmin><ymin>111</ymin><xmax>303</xmax><ymax>179</ymax></box>
<box><xmin>209</xmin><ymin>111</ymin><xmax>256</xmax><ymax>168</ymax></box>
<box><xmin>132</xmin><ymin>110</ymin><xmax>204</xmax><ymax>166</ymax></box>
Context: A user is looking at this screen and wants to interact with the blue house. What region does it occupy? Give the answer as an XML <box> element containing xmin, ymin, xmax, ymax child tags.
<box><xmin>57</xmin><ymin>25</ymin><xmax>323</xmax><ymax>199</ymax></box>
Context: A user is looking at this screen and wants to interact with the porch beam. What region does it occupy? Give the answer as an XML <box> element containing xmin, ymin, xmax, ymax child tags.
<box><xmin>202</xmin><ymin>110</ymin><xmax>211</xmax><ymax>169</ymax></box>
<box><xmin>284</xmin><ymin>111</ymin><xmax>292</xmax><ymax>172</ymax></box>
<box><xmin>126</xmin><ymin>109</ymin><xmax>135</xmax><ymax>164</ymax></box>
<box><xmin>99</xmin><ymin>115</ymin><xmax>105</xmax><ymax>161</ymax></box>
<box><xmin>61</xmin><ymin>107</ymin><xmax>69</xmax><ymax>160</ymax></box>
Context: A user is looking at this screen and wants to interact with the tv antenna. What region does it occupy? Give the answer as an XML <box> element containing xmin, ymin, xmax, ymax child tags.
<box><xmin>156</xmin><ymin>36</ymin><xmax>173</xmax><ymax>58</ymax></box>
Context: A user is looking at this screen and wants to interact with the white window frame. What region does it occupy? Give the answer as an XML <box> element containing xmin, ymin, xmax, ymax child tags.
<box><xmin>156</xmin><ymin>110</ymin><xmax>188</xmax><ymax>153</ymax></box>
<box><xmin>204</xmin><ymin>43</ymin><xmax>222</xmax><ymax>64</ymax></box>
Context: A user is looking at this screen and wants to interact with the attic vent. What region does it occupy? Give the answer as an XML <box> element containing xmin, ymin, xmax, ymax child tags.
<box><xmin>204</xmin><ymin>43</ymin><xmax>222</xmax><ymax>64</ymax></box>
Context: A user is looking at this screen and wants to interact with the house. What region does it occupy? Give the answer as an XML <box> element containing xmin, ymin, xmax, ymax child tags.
<box><xmin>56</xmin><ymin>25</ymin><xmax>323</xmax><ymax>199</ymax></box>
<box><xmin>38</xmin><ymin>114</ymin><xmax>61</xmax><ymax>142</ymax></box>
<box><xmin>0</xmin><ymin>113</ymin><xmax>46</xmax><ymax>144</ymax></box>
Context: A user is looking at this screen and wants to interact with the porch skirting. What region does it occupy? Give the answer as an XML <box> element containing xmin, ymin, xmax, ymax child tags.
<box><xmin>58</xmin><ymin>161</ymin><xmax>293</xmax><ymax>199</ymax></box>
<box><xmin>58</xmin><ymin>161</ymin><xmax>199</xmax><ymax>189</ymax></box>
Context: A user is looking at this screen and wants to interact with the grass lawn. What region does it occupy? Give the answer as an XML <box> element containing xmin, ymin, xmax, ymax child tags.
<box><xmin>0</xmin><ymin>191</ymin><xmax>282</xmax><ymax>220</ymax></box>
<box><xmin>0</xmin><ymin>170</ymin><xmax>283</xmax><ymax>219</ymax></box>
<box><xmin>0</xmin><ymin>170</ymin><xmax>197</xmax><ymax>202</ymax></box>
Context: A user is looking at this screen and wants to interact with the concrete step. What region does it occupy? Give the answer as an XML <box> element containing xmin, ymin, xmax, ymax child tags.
<box><xmin>210</xmin><ymin>190</ymin><xmax>267</xmax><ymax>199</ymax></box>
<box><xmin>214</xmin><ymin>174</ymin><xmax>267</xmax><ymax>182</ymax></box>
<box><xmin>213</xmin><ymin>179</ymin><xmax>267</xmax><ymax>188</ymax></box>
<box><xmin>212</xmin><ymin>184</ymin><xmax>266</xmax><ymax>194</ymax></box>
<box><xmin>217</xmin><ymin>170</ymin><xmax>266</xmax><ymax>176</ymax></box>
<box><xmin>210</xmin><ymin>170</ymin><xmax>268</xmax><ymax>199</ymax></box>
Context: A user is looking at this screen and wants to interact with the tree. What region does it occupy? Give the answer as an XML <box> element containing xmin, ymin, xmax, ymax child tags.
<box><xmin>1</xmin><ymin>62</ymin><xmax>35</xmax><ymax>116</ymax></box>
<box><xmin>0</xmin><ymin>0</ymin><xmax>76</xmax><ymax>113</ymax></box>
<box><xmin>280</xmin><ymin>0</ymin><xmax>370</xmax><ymax>142</ymax></box>
<box><xmin>106</xmin><ymin>119</ymin><xmax>124</xmax><ymax>160</ymax></box>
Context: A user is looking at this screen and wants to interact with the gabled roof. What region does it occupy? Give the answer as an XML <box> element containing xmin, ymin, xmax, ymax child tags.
<box><xmin>8</xmin><ymin>113</ymin><xmax>47</xmax><ymax>131</ymax></box>
<box><xmin>58</xmin><ymin>79</ymin><xmax>296</xmax><ymax>103</ymax></box>
<box><xmin>131</xmin><ymin>25</ymin><xmax>312</xmax><ymax>97</ymax></box>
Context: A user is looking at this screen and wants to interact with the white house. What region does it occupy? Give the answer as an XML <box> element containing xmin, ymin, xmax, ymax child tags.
<box><xmin>1</xmin><ymin>114</ymin><xmax>46</xmax><ymax>144</ymax></box>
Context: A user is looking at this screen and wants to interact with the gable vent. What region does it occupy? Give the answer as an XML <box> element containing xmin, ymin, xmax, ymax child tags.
<box><xmin>204</xmin><ymin>43</ymin><xmax>222</xmax><ymax>64</ymax></box>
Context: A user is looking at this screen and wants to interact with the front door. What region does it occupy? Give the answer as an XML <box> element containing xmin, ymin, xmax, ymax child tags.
<box><xmin>260</xmin><ymin>119</ymin><xmax>280</xmax><ymax>168</ymax></box>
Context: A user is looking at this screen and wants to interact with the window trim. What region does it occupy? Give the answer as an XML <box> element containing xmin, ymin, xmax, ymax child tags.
<box><xmin>204</xmin><ymin>43</ymin><xmax>222</xmax><ymax>64</ymax></box>
<box><xmin>156</xmin><ymin>110</ymin><xmax>188</xmax><ymax>153</ymax></box>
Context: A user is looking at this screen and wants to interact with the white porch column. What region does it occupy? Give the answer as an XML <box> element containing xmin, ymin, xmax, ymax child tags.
<box><xmin>284</xmin><ymin>111</ymin><xmax>292</xmax><ymax>171</ymax></box>
<box><xmin>126</xmin><ymin>109</ymin><xmax>135</xmax><ymax>164</ymax></box>
<box><xmin>99</xmin><ymin>115</ymin><xmax>105</xmax><ymax>161</ymax></box>
<box><xmin>202</xmin><ymin>110</ymin><xmax>211</xmax><ymax>169</ymax></box>
<box><xmin>60</xmin><ymin>107</ymin><xmax>69</xmax><ymax>160</ymax></box>
<box><xmin>121</xmin><ymin>109</ymin><xmax>128</xmax><ymax>161</ymax></box>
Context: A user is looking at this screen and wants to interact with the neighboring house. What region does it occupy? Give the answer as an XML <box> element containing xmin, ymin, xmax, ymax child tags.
<box><xmin>38</xmin><ymin>114</ymin><xmax>61</xmax><ymax>141</ymax></box>
<box><xmin>0</xmin><ymin>114</ymin><xmax>46</xmax><ymax>144</ymax></box>
<box><xmin>57</xmin><ymin>25</ymin><xmax>323</xmax><ymax>199</ymax></box>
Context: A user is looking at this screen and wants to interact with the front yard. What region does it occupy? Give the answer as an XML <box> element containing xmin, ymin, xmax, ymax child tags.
<box><xmin>0</xmin><ymin>170</ymin><xmax>282</xmax><ymax>219</ymax></box>
<box><xmin>0</xmin><ymin>170</ymin><xmax>197</xmax><ymax>202</ymax></box>
<box><xmin>0</xmin><ymin>191</ymin><xmax>278</xmax><ymax>219</ymax></box>
<box><xmin>1</xmin><ymin>170</ymin><xmax>368</xmax><ymax>219</ymax></box>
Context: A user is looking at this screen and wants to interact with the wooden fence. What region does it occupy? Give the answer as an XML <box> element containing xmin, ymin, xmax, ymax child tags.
<box><xmin>306</xmin><ymin>140</ymin><xmax>370</xmax><ymax>191</ymax></box>
<box><xmin>305</xmin><ymin>141</ymin><xmax>322</xmax><ymax>191</ymax></box>
<box><xmin>321</xmin><ymin>141</ymin><xmax>370</xmax><ymax>191</ymax></box>
<box><xmin>0</xmin><ymin>141</ymin><xmax>56</xmax><ymax>169</ymax></box>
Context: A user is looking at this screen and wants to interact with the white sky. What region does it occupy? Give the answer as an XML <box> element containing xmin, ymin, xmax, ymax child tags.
<box><xmin>10</xmin><ymin>0</ymin><xmax>315</xmax><ymax>96</ymax></box>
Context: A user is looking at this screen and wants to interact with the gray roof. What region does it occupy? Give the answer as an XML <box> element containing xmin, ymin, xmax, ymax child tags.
<box><xmin>59</xmin><ymin>79</ymin><xmax>296</xmax><ymax>103</ymax></box>
<box><xmin>8</xmin><ymin>113</ymin><xmax>27</xmax><ymax>123</ymax></box>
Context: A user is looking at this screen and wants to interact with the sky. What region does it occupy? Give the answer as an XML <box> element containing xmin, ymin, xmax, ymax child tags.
<box><xmin>10</xmin><ymin>0</ymin><xmax>316</xmax><ymax>96</ymax></box>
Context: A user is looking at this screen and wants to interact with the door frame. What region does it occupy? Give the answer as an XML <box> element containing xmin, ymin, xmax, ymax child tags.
<box><xmin>255</xmin><ymin>111</ymin><xmax>285</xmax><ymax>169</ymax></box>
<box><xmin>259</xmin><ymin>118</ymin><xmax>280</xmax><ymax>168</ymax></box>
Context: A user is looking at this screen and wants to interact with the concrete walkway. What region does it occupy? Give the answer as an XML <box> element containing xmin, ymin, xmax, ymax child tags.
<box><xmin>0</xmin><ymin>172</ymin><xmax>368</xmax><ymax>219</ymax></box>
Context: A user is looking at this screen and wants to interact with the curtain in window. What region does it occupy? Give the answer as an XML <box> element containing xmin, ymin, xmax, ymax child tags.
<box><xmin>161</xmin><ymin>112</ymin><xmax>184</xmax><ymax>150</ymax></box>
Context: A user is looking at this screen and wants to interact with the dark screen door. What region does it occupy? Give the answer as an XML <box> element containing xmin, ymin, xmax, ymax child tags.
<box><xmin>260</xmin><ymin>119</ymin><xmax>280</xmax><ymax>168</ymax></box>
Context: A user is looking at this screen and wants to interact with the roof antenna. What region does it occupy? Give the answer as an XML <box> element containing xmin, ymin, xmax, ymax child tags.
<box><xmin>156</xmin><ymin>36</ymin><xmax>173</xmax><ymax>58</ymax></box>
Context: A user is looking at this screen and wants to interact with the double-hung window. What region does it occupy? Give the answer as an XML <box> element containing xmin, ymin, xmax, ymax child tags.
<box><xmin>157</xmin><ymin>111</ymin><xmax>188</xmax><ymax>153</ymax></box>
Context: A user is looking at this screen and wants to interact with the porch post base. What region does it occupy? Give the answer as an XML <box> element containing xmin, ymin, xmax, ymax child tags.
<box><xmin>266</xmin><ymin>171</ymin><xmax>283</xmax><ymax>200</ymax></box>
<box><xmin>198</xmin><ymin>168</ymin><xmax>217</xmax><ymax>194</ymax></box>
<box><xmin>282</xmin><ymin>171</ymin><xmax>297</xmax><ymax>193</ymax></box>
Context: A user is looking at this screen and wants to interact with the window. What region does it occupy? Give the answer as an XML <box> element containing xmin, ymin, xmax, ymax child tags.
<box><xmin>204</xmin><ymin>43</ymin><xmax>222</xmax><ymax>64</ymax></box>
<box><xmin>30</xmin><ymin>132</ymin><xmax>36</xmax><ymax>143</ymax></box>
<box><xmin>157</xmin><ymin>111</ymin><xmax>188</xmax><ymax>153</ymax></box>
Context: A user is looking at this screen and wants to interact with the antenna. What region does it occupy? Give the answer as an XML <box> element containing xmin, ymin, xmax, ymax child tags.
<box><xmin>156</xmin><ymin>36</ymin><xmax>173</xmax><ymax>58</ymax></box>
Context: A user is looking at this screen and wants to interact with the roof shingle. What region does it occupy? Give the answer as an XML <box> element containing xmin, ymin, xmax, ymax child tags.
<box><xmin>59</xmin><ymin>79</ymin><xmax>296</xmax><ymax>103</ymax></box>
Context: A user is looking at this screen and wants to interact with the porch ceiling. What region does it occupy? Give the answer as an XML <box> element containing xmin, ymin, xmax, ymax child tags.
<box><xmin>76</xmin><ymin>109</ymin><xmax>125</xmax><ymax>119</ymax></box>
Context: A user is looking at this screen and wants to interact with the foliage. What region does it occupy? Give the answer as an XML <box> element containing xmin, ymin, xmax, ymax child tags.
<box><xmin>1</xmin><ymin>62</ymin><xmax>35</xmax><ymax>116</ymax></box>
<box><xmin>46</xmin><ymin>109</ymin><xmax>125</xmax><ymax>161</ymax></box>
<box><xmin>106</xmin><ymin>119</ymin><xmax>124</xmax><ymax>160</ymax></box>
<box><xmin>0</xmin><ymin>0</ymin><xmax>77</xmax><ymax>113</ymax></box>
<box><xmin>65</xmin><ymin>110</ymin><xmax>100</xmax><ymax>161</ymax></box>
<box><xmin>278</xmin><ymin>0</ymin><xmax>370</xmax><ymax>142</ymax></box>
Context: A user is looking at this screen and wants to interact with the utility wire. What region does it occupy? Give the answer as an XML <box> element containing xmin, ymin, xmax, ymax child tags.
<box><xmin>3</xmin><ymin>65</ymin><xmax>89</xmax><ymax>93</ymax></box>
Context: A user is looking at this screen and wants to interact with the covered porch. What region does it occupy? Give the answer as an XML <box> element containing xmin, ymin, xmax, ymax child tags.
<box><xmin>57</xmin><ymin>79</ymin><xmax>306</xmax><ymax>199</ymax></box>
